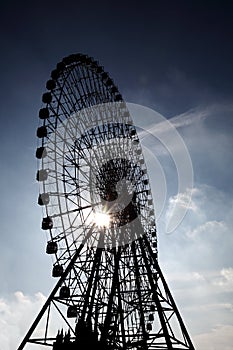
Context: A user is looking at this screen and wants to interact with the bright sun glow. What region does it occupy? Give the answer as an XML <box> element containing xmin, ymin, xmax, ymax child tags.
<box><xmin>94</xmin><ymin>212</ymin><xmax>110</xmax><ymax>228</ymax></box>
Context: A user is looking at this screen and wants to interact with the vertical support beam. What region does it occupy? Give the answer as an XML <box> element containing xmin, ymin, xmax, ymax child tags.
<box><xmin>85</xmin><ymin>231</ymin><xmax>105</xmax><ymax>326</ymax></box>
<box><xmin>85</xmin><ymin>247</ymin><xmax>103</xmax><ymax>326</ymax></box>
<box><xmin>115</xmin><ymin>250</ymin><xmax>126</xmax><ymax>349</ymax></box>
<box><xmin>79</xmin><ymin>247</ymin><xmax>103</xmax><ymax>324</ymax></box>
<box><xmin>100</xmin><ymin>246</ymin><xmax>122</xmax><ymax>343</ymax></box>
<box><xmin>44</xmin><ymin>303</ymin><xmax>51</xmax><ymax>342</ymax></box>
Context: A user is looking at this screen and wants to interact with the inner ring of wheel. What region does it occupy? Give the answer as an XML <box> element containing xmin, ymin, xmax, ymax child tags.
<box><xmin>95</xmin><ymin>158</ymin><xmax>140</xmax><ymax>227</ymax></box>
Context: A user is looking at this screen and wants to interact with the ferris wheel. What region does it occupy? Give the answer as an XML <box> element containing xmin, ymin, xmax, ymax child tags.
<box><xmin>18</xmin><ymin>54</ymin><xmax>195</xmax><ymax>350</ymax></box>
<box><xmin>36</xmin><ymin>52</ymin><xmax>156</xmax><ymax>278</ymax></box>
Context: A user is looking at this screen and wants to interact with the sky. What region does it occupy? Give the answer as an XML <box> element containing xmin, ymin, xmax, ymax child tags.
<box><xmin>0</xmin><ymin>1</ymin><xmax>233</xmax><ymax>349</ymax></box>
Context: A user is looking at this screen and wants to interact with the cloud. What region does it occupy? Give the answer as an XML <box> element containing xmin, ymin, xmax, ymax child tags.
<box><xmin>159</xmin><ymin>184</ymin><xmax>233</xmax><ymax>274</ymax></box>
<box><xmin>0</xmin><ymin>290</ymin><xmax>78</xmax><ymax>350</ymax></box>
<box><xmin>161</xmin><ymin>265</ymin><xmax>233</xmax><ymax>348</ymax></box>
<box><xmin>169</xmin><ymin>107</ymin><xmax>209</xmax><ymax>128</ymax></box>
<box><xmin>132</xmin><ymin>102</ymin><xmax>233</xmax><ymax>235</ymax></box>
<box><xmin>156</xmin><ymin>182</ymin><xmax>233</xmax><ymax>347</ymax></box>
<box><xmin>213</xmin><ymin>268</ymin><xmax>233</xmax><ymax>291</ymax></box>
<box><xmin>167</xmin><ymin>188</ymin><xmax>199</xmax><ymax>213</ymax></box>
<box><xmin>194</xmin><ymin>324</ymin><xmax>233</xmax><ymax>350</ymax></box>
<box><xmin>165</xmin><ymin>188</ymin><xmax>200</xmax><ymax>233</ymax></box>
<box><xmin>170</xmin><ymin>103</ymin><xmax>233</xmax><ymax>130</ymax></box>
<box><xmin>187</xmin><ymin>220</ymin><xmax>228</xmax><ymax>239</ymax></box>
<box><xmin>136</xmin><ymin>102</ymin><xmax>233</xmax><ymax>140</ymax></box>
<box><xmin>163</xmin><ymin>182</ymin><xmax>233</xmax><ymax>235</ymax></box>
<box><xmin>136</xmin><ymin>105</ymin><xmax>208</xmax><ymax>141</ymax></box>
<box><xmin>221</xmin><ymin>268</ymin><xmax>233</xmax><ymax>284</ymax></box>
<box><xmin>0</xmin><ymin>291</ymin><xmax>46</xmax><ymax>350</ymax></box>
<box><xmin>167</xmin><ymin>270</ymin><xmax>205</xmax><ymax>283</ymax></box>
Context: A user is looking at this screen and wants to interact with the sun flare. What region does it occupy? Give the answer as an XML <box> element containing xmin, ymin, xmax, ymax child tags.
<box><xmin>94</xmin><ymin>212</ymin><xmax>110</xmax><ymax>228</ymax></box>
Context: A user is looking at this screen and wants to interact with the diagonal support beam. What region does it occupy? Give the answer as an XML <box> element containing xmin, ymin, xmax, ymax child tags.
<box><xmin>17</xmin><ymin>225</ymin><xmax>95</xmax><ymax>350</ymax></box>
<box><xmin>139</xmin><ymin>237</ymin><xmax>173</xmax><ymax>348</ymax></box>
<box><xmin>131</xmin><ymin>240</ymin><xmax>148</xmax><ymax>349</ymax></box>
<box><xmin>143</xmin><ymin>235</ymin><xmax>195</xmax><ymax>349</ymax></box>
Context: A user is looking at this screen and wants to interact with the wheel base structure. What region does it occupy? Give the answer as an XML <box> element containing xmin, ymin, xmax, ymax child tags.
<box><xmin>17</xmin><ymin>235</ymin><xmax>195</xmax><ymax>350</ymax></box>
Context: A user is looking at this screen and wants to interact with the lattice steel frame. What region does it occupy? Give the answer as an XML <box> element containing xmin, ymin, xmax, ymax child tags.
<box><xmin>18</xmin><ymin>54</ymin><xmax>195</xmax><ymax>350</ymax></box>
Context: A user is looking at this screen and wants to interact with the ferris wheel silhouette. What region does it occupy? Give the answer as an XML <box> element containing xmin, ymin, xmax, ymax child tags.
<box><xmin>18</xmin><ymin>53</ymin><xmax>195</xmax><ymax>350</ymax></box>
